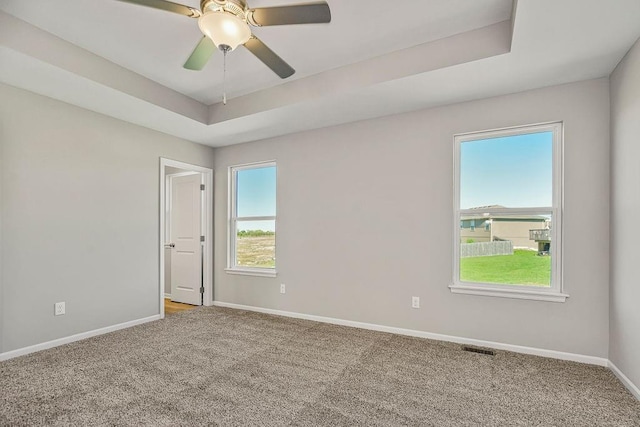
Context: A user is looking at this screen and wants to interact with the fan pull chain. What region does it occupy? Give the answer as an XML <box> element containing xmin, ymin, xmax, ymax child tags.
<box><xmin>222</xmin><ymin>48</ymin><xmax>227</xmax><ymax>105</ymax></box>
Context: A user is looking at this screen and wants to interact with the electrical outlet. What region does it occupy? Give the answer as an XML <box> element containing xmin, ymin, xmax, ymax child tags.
<box><xmin>280</xmin><ymin>284</ymin><xmax>286</xmax><ymax>294</ymax></box>
<box><xmin>411</xmin><ymin>296</ymin><xmax>420</xmax><ymax>309</ymax></box>
<box><xmin>54</xmin><ymin>302</ymin><xmax>66</xmax><ymax>316</ymax></box>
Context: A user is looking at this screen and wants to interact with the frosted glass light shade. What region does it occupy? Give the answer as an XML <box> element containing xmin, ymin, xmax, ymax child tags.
<box><xmin>198</xmin><ymin>11</ymin><xmax>252</xmax><ymax>51</ymax></box>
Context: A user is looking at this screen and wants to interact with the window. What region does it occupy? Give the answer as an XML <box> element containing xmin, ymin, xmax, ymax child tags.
<box><xmin>227</xmin><ymin>161</ymin><xmax>276</xmax><ymax>277</ymax></box>
<box><xmin>451</xmin><ymin>123</ymin><xmax>566</xmax><ymax>302</ymax></box>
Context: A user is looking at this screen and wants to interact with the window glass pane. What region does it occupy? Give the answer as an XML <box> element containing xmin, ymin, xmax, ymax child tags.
<box><xmin>459</xmin><ymin>214</ymin><xmax>552</xmax><ymax>287</ymax></box>
<box><xmin>460</xmin><ymin>131</ymin><xmax>552</xmax><ymax>209</ymax></box>
<box><xmin>237</xmin><ymin>166</ymin><xmax>276</xmax><ymax>217</ymax></box>
<box><xmin>236</xmin><ymin>220</ymin><xmax>275</xmax><ymax>268</ymax></box>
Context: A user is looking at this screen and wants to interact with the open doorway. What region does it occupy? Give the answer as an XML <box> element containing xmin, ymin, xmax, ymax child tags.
<box><xmin>159</xmin><ymin>158</ymin><xmax>213</xmax><ymax>319</ymax></box>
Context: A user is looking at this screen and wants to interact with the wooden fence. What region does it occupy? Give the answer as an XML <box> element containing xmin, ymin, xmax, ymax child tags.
<box><xmin>461</xmin><ymin>241</ymin><xmax>513</xmax><ymax>258</ymax></box>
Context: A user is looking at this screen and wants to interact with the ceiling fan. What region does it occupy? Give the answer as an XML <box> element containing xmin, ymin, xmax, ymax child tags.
<box><xmin>116</xmin><ymin>0</ymin><xmax>331</xmax><ymax>79</ymax></box>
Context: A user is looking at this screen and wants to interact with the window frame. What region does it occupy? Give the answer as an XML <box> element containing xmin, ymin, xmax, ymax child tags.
<box><xmin>226</xmin><ymin>160</ymin><xmax>277</xmax><ymax>278</ymax></box>
<box><xmin>450</xmin><ymin>122</ymin><xmax>567</xmax><ymax>302</ymax></box>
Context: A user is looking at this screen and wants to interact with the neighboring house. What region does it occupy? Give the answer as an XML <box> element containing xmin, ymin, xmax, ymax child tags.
<box><xmin>460</xmin><ymin>205</ymin><xmax>548</xmax><ymax>250</ymax></box>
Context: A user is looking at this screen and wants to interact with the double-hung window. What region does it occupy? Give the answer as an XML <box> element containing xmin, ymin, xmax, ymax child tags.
<box><xmin>227</xmin><ymin>161</ymin><xmax>277</xmax><ymax>277</ymax></box>
<box><xmin>451</xmin><ymin>122</ymin><xmax>566</xmax><ymax>302</ymax></box>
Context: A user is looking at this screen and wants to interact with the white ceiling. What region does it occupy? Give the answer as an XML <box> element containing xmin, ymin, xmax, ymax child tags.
<box><xmin>1</xmin><ymin>0</ymin><xmax>639</xmax><ymax>147</ymax></box>
<box><xmin>0</xmin><ymin>0</ymin><xmax>512</xmax><ymax>104</ymax></box>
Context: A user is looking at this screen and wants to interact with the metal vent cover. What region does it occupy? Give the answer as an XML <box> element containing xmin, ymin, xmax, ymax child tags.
<box><xmin>462</xmin><ymin>346</ymin><xmax>495</xmax><ymax>356</ymax></box>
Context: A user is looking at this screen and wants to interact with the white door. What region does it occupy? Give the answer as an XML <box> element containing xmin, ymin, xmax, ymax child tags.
<box><xmin>169</xmin><ymin>173</ymin><xmax>202</xmax><ymax>306</ymax></box>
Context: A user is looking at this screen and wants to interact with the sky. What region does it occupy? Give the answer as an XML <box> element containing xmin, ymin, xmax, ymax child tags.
<box><xmin>460</xmin><ymin>131</ymin><xmax>553</xmax><ymax>209</ymax></box>
<box><xmin>236</xmin><ymin>165</ymin><xmax>276</xmax><ymax>232</ymax></box>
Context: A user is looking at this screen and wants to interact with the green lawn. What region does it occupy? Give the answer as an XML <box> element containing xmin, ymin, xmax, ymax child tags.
<box><xmin>460</xmin><ymin>250</ymin><xmax>551</xmax><ymax>287</ymax></box>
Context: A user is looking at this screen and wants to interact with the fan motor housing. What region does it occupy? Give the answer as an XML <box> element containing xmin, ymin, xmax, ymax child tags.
<box><xmin>201</xmin><ymin>0</ymin><xmax>247</xmax><ymax>15</ymax></box>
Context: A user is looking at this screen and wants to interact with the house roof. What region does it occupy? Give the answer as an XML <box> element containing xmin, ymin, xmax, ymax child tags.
<box><xmin>460</xmin><ymin>216</ymin><xmax>547</xmax><ymax>222</ymax></box>
<box><xmin>461</xmin><ymin>206</ymin><xmax>548</xmax><ymax>221</ymax></box>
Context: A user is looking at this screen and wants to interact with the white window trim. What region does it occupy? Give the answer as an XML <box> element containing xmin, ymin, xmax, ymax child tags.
<box><xmin>450</xmin><ymin>122</ymin><xmax>567</xmax><ymax>303</ymax></box>
<box><xmin>226</xmin><ymin>160</ymin><xmax>277</xmax><ymax>277</ymax></box>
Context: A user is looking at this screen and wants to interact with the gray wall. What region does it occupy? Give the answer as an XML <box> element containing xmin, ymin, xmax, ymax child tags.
<box><xmin>610</xmin><ymin>38</ymin><xmax>640</xmax><ymax>389</ymax></box>
<box><xmin>214</xmin><ymin>78</ymin><xmax>611</xmax><ymax>358</ymax></box>
<box><xmin>0</xmin><ymin>111</ymin><xmax>3</xmax><ymax>353</ymax></box>
<box><xmin>0</xmin><ymin>84</ymin><xmax>215</xmax><ymax>353</ymax></box>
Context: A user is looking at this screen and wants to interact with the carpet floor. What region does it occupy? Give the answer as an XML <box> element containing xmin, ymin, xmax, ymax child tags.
<box><xmin>1</xmin><ymin>307</ymin><xmax>638</xmax><ymax>426</ymax></box>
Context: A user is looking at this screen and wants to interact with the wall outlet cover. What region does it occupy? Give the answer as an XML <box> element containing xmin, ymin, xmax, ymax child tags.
<box><xmin>280</xmin><ymin>284</ymin><xmax>286</xmax><ymax>294</ymax></box>
<box><xmin>411</xmin><ymin>296</ymin><xmax>420</xmax><ymax>309</ymax></box>
<box><xmin>54</xmin><ymin>302</ymin><xmax>66</xmax><ymax>316</ymax></box>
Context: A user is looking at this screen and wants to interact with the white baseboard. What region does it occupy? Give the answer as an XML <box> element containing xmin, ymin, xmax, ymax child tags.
<box><xmin>0</xmin><ymin>315</ymin><xmax>160</xmax><ymax>362</ymax></box>
<box><xmin>212</xmin><ymin>301</ymin><xmax>609</xmax><ymax>367</ymax></box>
<box><xmin>608</xmin><ymin>360</ymin><xmax>640</xmax><ymax>400</ymax></box>
<box><xmin>164</xmin><ymin>293</ymin><xmax>172</xmax><ymax>299</ymax></box>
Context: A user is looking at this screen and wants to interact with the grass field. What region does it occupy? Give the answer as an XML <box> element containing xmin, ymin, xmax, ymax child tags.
<box><xmin>237</xmin><ymin>235</ymin><xmax>276</xmax><ymax>268</ymax></box>
<box><xmin>460</xmin><ymin>249</ymin><xmax>551</xmax><ymax>286</ymax></box>
<box><xmin>236</xmin><ymin>237</ymin><xmax>549</xmax><ymax>283</ymax></box>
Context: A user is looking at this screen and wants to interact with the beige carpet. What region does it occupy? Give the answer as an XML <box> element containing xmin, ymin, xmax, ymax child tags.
<box><xmin>1</xmin><ymin>306</ymin><xmax>638</xmax><ymax>426</ymax></box>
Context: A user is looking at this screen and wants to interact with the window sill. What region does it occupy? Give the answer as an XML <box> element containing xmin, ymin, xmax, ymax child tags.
<box><xmin>449</xmin><ymin>283</ymin><xmax>568</xmax><ymax>303</ymax></box>
<box><xmin>225</xmin><ymin>268</ymin><xmax>277</xmax><ymax>278</ymax></box>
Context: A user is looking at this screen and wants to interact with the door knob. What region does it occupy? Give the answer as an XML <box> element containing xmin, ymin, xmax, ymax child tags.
<box><xmin>164</xmin><ymin>243</ymin><xmax>175</xmax><ymax>248</ymax></box>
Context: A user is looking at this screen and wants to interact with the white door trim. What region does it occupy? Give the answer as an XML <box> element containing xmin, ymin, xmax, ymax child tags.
<box><xmin>159</xmin><ymin>158</ymin><xmax>214</xmax><ymax>319</ymax></box>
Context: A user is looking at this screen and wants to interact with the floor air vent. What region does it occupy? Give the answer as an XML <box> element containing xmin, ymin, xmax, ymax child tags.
<box><xmin>462</xmin><ymin>346</ymin><xmax>495</xmax><ymax>356</ymax></box>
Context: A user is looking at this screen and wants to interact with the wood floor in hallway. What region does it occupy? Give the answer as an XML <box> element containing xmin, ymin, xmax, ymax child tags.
<box><xmin>164</xmin><ymin>298</ymin><xmax>198</xmax><ymax>315</ymax></box>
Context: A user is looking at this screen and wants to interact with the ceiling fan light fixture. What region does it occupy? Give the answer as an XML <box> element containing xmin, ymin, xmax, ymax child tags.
<box><xmin>198</xmin><ymin>11</ymin><xmax>251</xmax><ymax>51</ymax></box>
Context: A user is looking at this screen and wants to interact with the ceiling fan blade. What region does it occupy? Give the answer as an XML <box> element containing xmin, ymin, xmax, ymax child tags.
<box><xmin>115</xmin><ymin>0</ymin><xmax>201</xmax><ymax>18</ymax></box>
<box><xmin>184</xmin><ymin>37</ymin><xmax>216</xmax><ymax>70</ymax></box>
<box><xmin>249</xmin><ymin>2</ymin><xmax>331</xmax><ymax>26</ymax></box>
<box><xmin>244</xmin><ymin>36</ymin><xmax>295</xmax><ymax>79</ymax></box>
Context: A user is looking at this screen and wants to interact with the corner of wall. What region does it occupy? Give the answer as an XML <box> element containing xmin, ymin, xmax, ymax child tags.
<box><xmin>608</xmin><ymin>35</ymin><xmax>640</xmax><ymax>399</ymax></box>
<box><xmin>0</xmin><ymin>99</ymin><xmax>4</xmax><ymax>354</ymax></box>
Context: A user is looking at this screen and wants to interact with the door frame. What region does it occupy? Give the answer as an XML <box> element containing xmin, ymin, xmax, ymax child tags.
<box><xmin>159</xmin><ymin>158</ymin><xmax>214</xmax><ymax>319</ymax></box>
